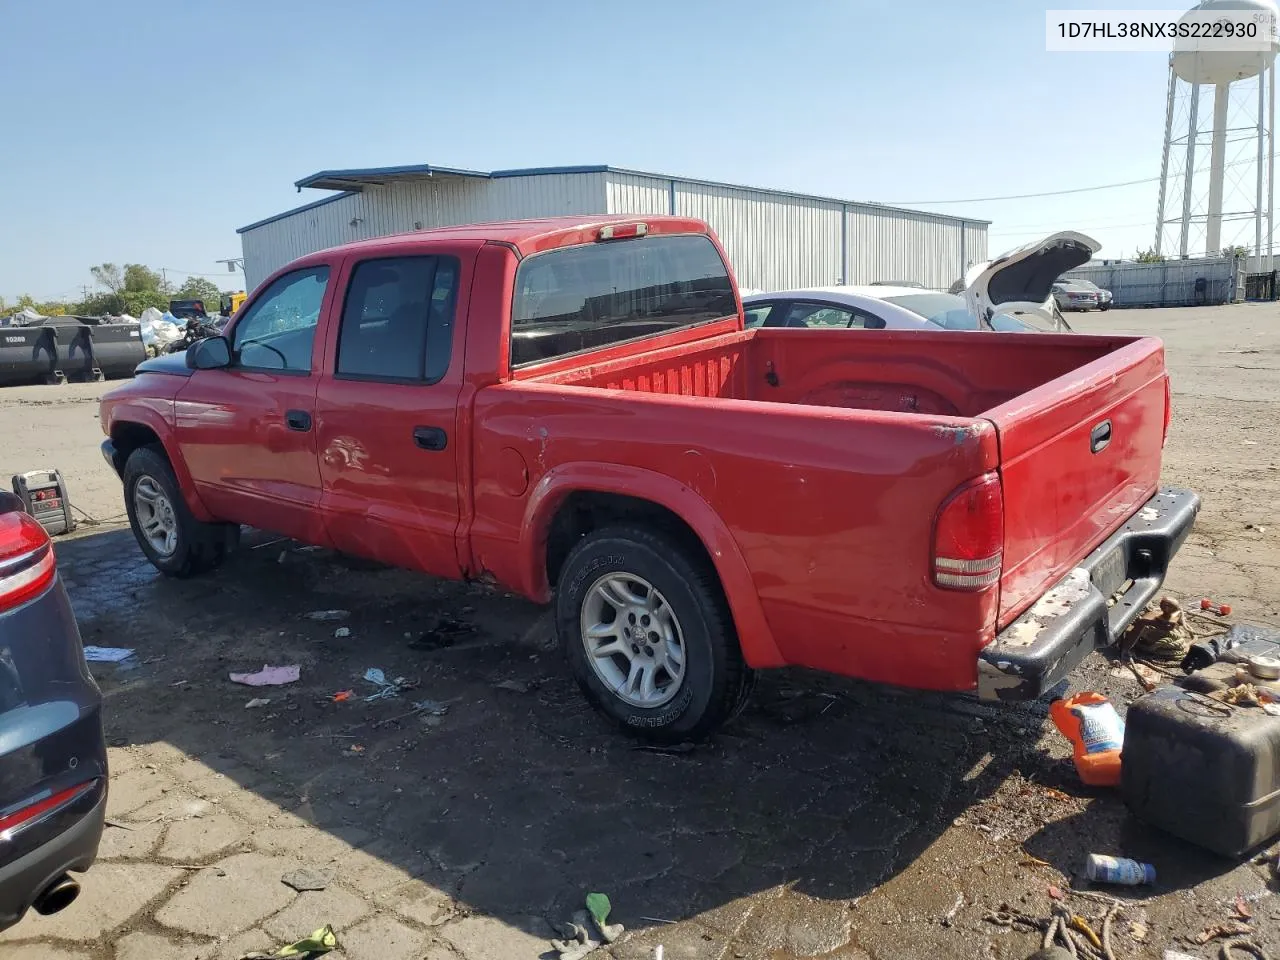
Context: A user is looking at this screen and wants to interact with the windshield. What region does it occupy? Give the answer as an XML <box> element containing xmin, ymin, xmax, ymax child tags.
<box><xmin>881</xmin><ymin>293</ymin><xmax>973</xmax><ymax>329</ymax></box>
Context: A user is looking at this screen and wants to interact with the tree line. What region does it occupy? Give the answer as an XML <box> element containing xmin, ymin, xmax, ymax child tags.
<box><xmin>2</xmin><ymin>263</ymin><xmax>237</xmax><ymax>318</ymax></box>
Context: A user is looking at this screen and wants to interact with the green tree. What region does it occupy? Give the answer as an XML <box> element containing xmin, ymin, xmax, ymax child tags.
<box><xmin>15</xmin><ymin>293</ymin><xmax>67</xmax><ymax>316</ymax></box>
<box><xmin>174</xmin><ymin>276</ymin><xmax>221</xmax><ymax>311</ymax></box>
<box><xmin>1135</xmin><ymin>248</ymin><xmax>1165</xmax><ymax>263</ymax></box>
<box><xmin>1221</xmin><ymin>245</ymin><xmax>1250</xmax><ymax>259</ymax></box>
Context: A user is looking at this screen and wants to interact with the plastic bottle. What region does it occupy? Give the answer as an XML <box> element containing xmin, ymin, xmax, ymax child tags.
<box><xmin>1049</xmin><ymin>692</ymin><xmax>1124</xmax><ymax>787</ymax></box>
<box><xmin>1084</xmin><ymin>853</ymin><xmax>1157</xmax><ymax>886</ymax></box>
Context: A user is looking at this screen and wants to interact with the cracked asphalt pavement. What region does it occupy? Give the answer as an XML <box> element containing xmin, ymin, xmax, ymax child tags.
<box><xmin>0</xmin><ymin>305</ymin><xmax>1278</xmax><ymax>960</ymax></box>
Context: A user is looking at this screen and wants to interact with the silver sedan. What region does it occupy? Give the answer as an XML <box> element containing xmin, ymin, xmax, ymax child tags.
<box><xmin>742</xmin><ymin>285</ymin><xmax>1042</xmax><ymax>333</ymax></box>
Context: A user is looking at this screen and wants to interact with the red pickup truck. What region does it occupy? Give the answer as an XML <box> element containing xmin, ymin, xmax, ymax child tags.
<box><xmin>100</xmin><ymin>216</ymin><xmax>1198</xmax><ymax>740</ymax></box>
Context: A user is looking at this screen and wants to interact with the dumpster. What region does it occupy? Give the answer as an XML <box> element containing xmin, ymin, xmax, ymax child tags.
<box><xmin>47</xmin><ymin>320</ymin><xmax>98</xmax><ymax>382</ymax></box>
<box><xmin>0</xmin><ymin>325</ymin><xmax>58</xmax><ymax>386</ymax></box>
<box><xmin>85</xmin><ymin>321</ymin><xmax>145</xmax><ymax>379</ymax></box>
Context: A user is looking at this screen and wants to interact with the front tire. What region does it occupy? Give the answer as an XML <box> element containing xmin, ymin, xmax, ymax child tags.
<box><xmin>556</xmin><ymin>525</ymin><xmax>751</xmax><ymax>742</ymax></box>
<box><xmin>123</xmin><ymin>446</ymin><xmax>238</xmax><ymax>578</ymax></box>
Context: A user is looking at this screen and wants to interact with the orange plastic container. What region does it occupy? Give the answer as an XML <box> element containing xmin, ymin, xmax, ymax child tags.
<box><xmin>1050</xmin><ymin>692</ymin><xmax>1124</xmax><ymax>787</ymax></box>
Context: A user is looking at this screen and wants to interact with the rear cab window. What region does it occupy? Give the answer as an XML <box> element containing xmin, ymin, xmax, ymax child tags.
<box><xmin>511</xmin><ymin>233</ymin><xmax>736</xmax><ymax>367</ymax></box>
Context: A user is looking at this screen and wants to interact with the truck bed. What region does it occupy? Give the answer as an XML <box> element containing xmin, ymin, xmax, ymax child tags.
<box><xmin>514</xmin><ymin>326</ymin><xmax>1167</xmax><ymax>632</ymax></box>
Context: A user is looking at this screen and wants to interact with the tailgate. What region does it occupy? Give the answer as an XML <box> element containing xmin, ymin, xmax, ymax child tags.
<box><xmin>986</xmin><ymin>337</ymin><xmax>1167</xmax><ymax>628</ymax></box>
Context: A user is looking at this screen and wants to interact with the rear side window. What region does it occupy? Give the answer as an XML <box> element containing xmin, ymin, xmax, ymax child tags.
<box><xmin>336</xmin><ymin>256</ymin><xmax>459</xmax><ymax>382</ymax></box>
<box><xmin>511</xmin><ymin>233</ymin><xmax>736</xmax><ymax>367</ymax></box>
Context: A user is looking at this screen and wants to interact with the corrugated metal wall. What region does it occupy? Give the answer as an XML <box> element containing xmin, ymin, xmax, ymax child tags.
<box><xmin>241</xmin><ymin>173</ymin><xmax>607</xmax><ymax>289</ymax></box>
<box><xmin>241</xmin><ymin>168</ymin><xmax>987</xmax><ymax>295</ymax></box>
<box><xmin>1066</xmin><ymin>257</ymin><xmax>1244</xmax><ymax>307</ymax></box>
<box><xmin>604</xmin><ymin>172</ymin><xmax>983</xmax><ymax>292</ymax></box>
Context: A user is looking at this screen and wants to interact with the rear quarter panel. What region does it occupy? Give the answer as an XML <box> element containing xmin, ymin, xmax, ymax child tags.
<box><xmin>470</xmin><ymin>383</ymin><xmax>1002</xmax><ymax>689</ymax></box>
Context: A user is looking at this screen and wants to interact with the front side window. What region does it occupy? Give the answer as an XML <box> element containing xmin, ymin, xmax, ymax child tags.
<box><xmin>232</xmin><ymin>266</ymin><xmax>330</xmax><ymax>372</ymax></box>
<box><xmin>511</xmin><ymin>233</ymin><xmax>736</xmax><ymax>367</ymax></box>
<box><xmin>336</xmin><ymin>256</ymin><xmax>459</xmax><ymax>382</ymax></box>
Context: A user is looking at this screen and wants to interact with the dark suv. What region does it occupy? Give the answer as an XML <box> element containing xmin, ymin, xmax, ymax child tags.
<box><xmin>0</xmin><ymin>493</ymin><xmax>107</xmax><ymax>930</ymax></box>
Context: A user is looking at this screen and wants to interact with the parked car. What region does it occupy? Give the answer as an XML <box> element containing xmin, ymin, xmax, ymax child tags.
<box><xmin>1053</xmin><ymin>280</ymin><xmax>1100</xmax><ymax>311</ymax></box>
<box><xmin>743</xmin><ymin>286</ymin><xmax>1043</xmax><ymax>333</ymax></box>
<box><xmin>0</xmin><ymin>493</ymin><xmax>107</xmax><ymax>931</ymax></box>
<box><xmin>1067</xmin><ymin>278</ymin><xmax>1113</xmax><ymax>310</ymax></box>
<box><xmin>99</xmin><ymin>215</ymin><xmax>1196</xmax><ymax>741</ymax></box>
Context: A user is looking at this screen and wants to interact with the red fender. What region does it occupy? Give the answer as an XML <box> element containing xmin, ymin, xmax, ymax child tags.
<box><xmin>106</xmin><ymin>401</ymin><xmax>215</xmax><ymax>522</ymax></box>
<box><xmin>518</xmin><ymin>462</ymin><xmax>786</xmax><ymax>669</ymax></box>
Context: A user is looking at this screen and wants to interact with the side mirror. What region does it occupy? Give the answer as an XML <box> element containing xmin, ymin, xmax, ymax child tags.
<box><xmin>187</xmin><ymin>335</ymin><xmax>232</xmax><ymax>370</ymax></box>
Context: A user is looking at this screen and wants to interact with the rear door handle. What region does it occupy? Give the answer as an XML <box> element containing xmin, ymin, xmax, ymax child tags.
<box><xmin>285</xmin><ymin>410</ymin><xmax>312</xmax><ymax>432</ymax></box>
<box><xmin>1090</xmin><ymin>419</ymin><xmax>1112</xmax><ymax>454</ymax></box>
<box><xmin>413</xmin><ymin>426</ymin><xmax>447</xmax><ymax>451</ymax></box>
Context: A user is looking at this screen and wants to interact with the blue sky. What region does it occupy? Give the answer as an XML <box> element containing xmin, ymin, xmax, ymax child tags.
<box><xmin>3</xmin><ymin>0</ymin><xmax>1192</xmax><ymax>301</ymax></box>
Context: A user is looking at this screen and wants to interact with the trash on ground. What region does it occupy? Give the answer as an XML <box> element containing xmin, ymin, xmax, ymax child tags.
<box><xmin>362</xmin><ymin>667</ymin><xmax>411</xmax><ymax>701</ymax></box>
<box><xmin>1163</xmin><ymin>952</ymin><xmax>1200</xmax><ymax>960</ymax></box>
<box><xmin>1050</xmin><ymin>693</ymin><xmax>1124</xmax><ymax>787</ymax></box>
<box><xmin>412</xmin><ymin>699</ymin><xmax>450</xmax><ymax>717</ymax></box>
<box><xmin>334</xmin><ymin>627</ymin><xmax>351</xmax><ymax>639</ymax></box>
<box><xmin>83</xmin><ymin>646</ymin><xmax>136</xmax><ymax>663</ymax></box>
<box><xmin>230</xmin><ymin>665</ymin><xmax>301</xmax><ymax>687</ymax></box>
<box><xmin>940</xmin><ymin>893</ymin><xmax>964</xmax><ymax>927</ymax></box>
<box><xmin>1192</xmin><ymin>920</ymin><xmax>1253</xmax><ymax>944</ymax></box>
<box><xmin>281</xmin><ymin>867</ymin><xmax>335</xmax><ymax>892</ymax></box>
<box><xmin>1201</xmin><ymin>598</ymin><xmax>1233</xmax><ymax>616</ymax></box>
<box><xmin>304</xmin><ymin>610</ymin><xmax>349</xmax><ymax>621</ymax></box>
<box><xmin>1124</xmin><ymin>597</ymin><xmax>1193</xmax><ymax>662</ymax></box>
<box><xmin>331</xmin><ymin>690</ymin><xmax>354</xmax><ymax>703</ymax></box>
<box><xmin>1083</xmin><ymin>854</ymin><xmax>1156</xmax><ymax>886</ymax></box>
<box><xmin>240</xmin><ymin>924</ymin><xmax>337</xmax><ymax>958</ymax></box>
<box><xmin>1233</xmin><ymin>895</ymin><xmax>1253</xmax><ymax>920</ymax></box>
<box><xmin>245</xmin><ymin>698</ymin><xmax>272</xmax><ymax>709</ymax></box>
<box><xmin>408</xmin><ymin>616</ymin><xmax>476</xmax><ymax>650</ymax></box>
<box><xmin>494</xmin><ymin>679</ymin><xmax>530</xmax><ymax>693</ymax></box>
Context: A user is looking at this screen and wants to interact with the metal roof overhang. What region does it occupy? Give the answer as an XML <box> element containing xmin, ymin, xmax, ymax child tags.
<box><xmin>293</xmin><ymin>164</ymin><xmax>490</xmax><ymax>192</ymax></box>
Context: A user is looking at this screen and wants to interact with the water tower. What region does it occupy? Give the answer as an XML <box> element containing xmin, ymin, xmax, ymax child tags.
<box><xmin>1154</xmin><ymin>0</ymin><xmax>1279</xmax><ymax>263</ymax></box>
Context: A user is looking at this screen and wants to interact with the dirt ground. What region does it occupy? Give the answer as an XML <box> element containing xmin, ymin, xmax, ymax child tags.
<box><xmin>1</xmin><ymin>304</ymin><xmax>1278</xmax><ymax>960</ymax></box>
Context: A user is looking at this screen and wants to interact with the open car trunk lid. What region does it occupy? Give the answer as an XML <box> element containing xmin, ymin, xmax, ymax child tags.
<box><xmin>963</xmin><ymin>231</ymin><xmax>1100</xmax><ymax>331</ymax></box>
<box><xmin>986</xmin><ymin>336</ymin><xmax>1168</xmax><ymax>628</ymax></box>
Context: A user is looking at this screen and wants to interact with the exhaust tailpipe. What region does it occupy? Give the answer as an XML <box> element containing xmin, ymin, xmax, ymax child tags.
<box><xmin>32</xmin><ymin>874</ymin><xmax>79</xmax><ymax>916</ymax></box>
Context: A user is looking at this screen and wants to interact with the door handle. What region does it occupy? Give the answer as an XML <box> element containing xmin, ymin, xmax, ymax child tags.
<box><xmin>413</xmin><ymin>426</ymin><xmax>447</xmax><ymax>451</ymax></box>
<box><xmin>285</xmin><ymin>409</ymin><xmax>312</xmax><ymax>432</ymax></box>
<box><xmin>1090</xmin><ymin>419</ymin><xmax>1112</xmax><ymax>454</ymax></box>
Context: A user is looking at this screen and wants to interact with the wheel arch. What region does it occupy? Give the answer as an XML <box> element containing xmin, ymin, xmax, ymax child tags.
<box><xmin>521</xmin><ymin>463</ymin><xmax>785</xmax><ymax>669</ymax></box>
<box><xmin>109</xmin><ymin>409</ymin><xmax>213</xmax><ymax>522</ymax></box>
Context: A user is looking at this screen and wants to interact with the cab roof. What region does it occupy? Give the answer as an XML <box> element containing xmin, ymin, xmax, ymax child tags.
<box><xmin>311</xmin><ymin>215</ymin><xmax>711</xmax><ymax>260</ymax></box>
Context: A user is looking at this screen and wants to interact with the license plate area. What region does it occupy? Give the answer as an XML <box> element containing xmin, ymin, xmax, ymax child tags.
<box><xmin>1091</xmin><ymin>547</ymin><xmax>1127</xmax><ymax>600</ymax></box>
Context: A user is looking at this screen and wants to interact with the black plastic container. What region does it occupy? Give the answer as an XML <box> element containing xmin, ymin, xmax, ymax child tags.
<box><xmin>47</xmin><ymin>321</ymin><xmax>98</xmax><ymax>382</ymax></box>
<box><xmin>0</xmin><ymin>326</ymin><xmax>58</xmax><ymax>386</ymax></box>
<box><xmin>1122</xmin><ymin>633</ymin><xmax>1280</xmax><ymax>856</ymax></box>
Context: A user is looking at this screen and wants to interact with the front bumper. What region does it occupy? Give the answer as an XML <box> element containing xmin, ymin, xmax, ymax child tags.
<box><xmin>100</xmin><ymin>439</ymin><xmax>122</xmax><ymax>477</ymax></box>
<box><xmin>977</xmin><ymin>487</ymin><xmax>1200</xmax><ymax>701</ymax></box>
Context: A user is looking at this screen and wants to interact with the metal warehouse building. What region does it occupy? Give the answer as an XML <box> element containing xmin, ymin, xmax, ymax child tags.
<box><xmin>237</xmin><ymin>163</ymin><xmax>988</xmax><ymax>294</ymax></box>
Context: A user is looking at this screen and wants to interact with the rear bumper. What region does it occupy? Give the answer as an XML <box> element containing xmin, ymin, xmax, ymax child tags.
<box><xmin>977</xmin><ymin>486</ymin><xmax>1200</xmax><ymax>701</ymax></box>
<box><xmin>0</xmin><ymin>786</ymin><xmax>105</xmax><ymax>930</ymax></box>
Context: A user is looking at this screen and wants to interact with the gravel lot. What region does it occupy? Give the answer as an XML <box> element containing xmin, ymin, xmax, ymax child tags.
<box><xmin>0</xmin><ymin>303</ymin><xmax>1277</xmax><ymax>960</ymax></box>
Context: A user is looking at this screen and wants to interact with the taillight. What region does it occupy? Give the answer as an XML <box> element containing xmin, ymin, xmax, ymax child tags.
<box><xmin>597</xmin><ymin>222</ymin><xmax>648</xmax><ymax>241</ymax></box>
<box><xmin>933</xmin><ymin>473</ymin><xmax>1004</xmax><ymax>591</ymax></box>
<box><xmin>0</xmin><ymin>511</ymin><xmax>56</xmax><ymax>612</ymax></box>
<box><xmin>1162</xmin><ymin>376</ymin><xmax>1172</xmax><ymax>448</ymax></box>
<box><xmin>0</xmin><ymin>780</ymin><xmax>97</xmax><ymax>839</ymax></box>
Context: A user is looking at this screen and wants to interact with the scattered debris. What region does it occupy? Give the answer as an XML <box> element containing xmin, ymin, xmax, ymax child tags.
<box><xmin>493</xmin><ymin>679</ymin><xmax>530</xmax><ymax>694</ymax></box>
<box><xmin>1234</xmin><ymin>895</ymin><xmax>1254</xmax><ymax>921</ymax></box>
<box><xmin>408</xmin><ymin>617</ymin><xmax>476</xmax><ymax>649</ymax></box>
<box><xmin>334</xmin><ymin>627</ymin><xmax>351</xmax><ymax>639</ymax></box>
<box><xmin>230</xmin><ymin>665</ymin><xmax>301</xmax><ymax>687</ymax></box>
<box><xmin>1221</xmin><ymin>683</ymin><xmax>1261</xmax><ymax>707</ymax></box>
<box><xmin>1129</xmin><ymin>919</ymin><xmax>1149</xmax><ymax>943</ymax></box>
<box><xmin>1220</xmin><ymin>941</ymin><xmax>1269</xmax><ymax>960</ymax></box>
<box><xmin>331</xmin><ymin>690</ymin><xmax>354</xmax><ymax>703</ymax></box>
<box><xmin>1201</xmin><ymin>598</ymin><xmax>1234</xmax><ymax>617</ymax></box>
<box><xmin>281</xmin><ymin>867</ymin><xmax>335</xmax><ymax>892</ymax></box>
<box><xmin>1084</xmin><ymin>854</ymin><xmax>1156</xmax><ymax>886</ymax></box>
<box><xmin>371</xmin><ymin>699</ymin><xmax>450</xmax><ymax>729</ymax></box>
<box><xmin>941</xmin><ymin>893</ymin><xmax>965</xmax><ymax>927</ymax></box>
<box><xmin>1019</xmin><ymin>855</ymin><xmax>1051</xmax><ymax>867</ymax></box>
<box><xmin>1125</xmin><ymin>597</ymin><xmax>1193</xmax><ymax>662</ymax></box>
<box><xmin>553</xmin><ymin>896</ymin><xmax>624</xmax><ymax>959</ymax></box>
<box><xmin>245</xmin><ymin>698</ymin><xmax>272</xmax><ymax>709</ymax></box>
<box><xmin>362</xmin><ymin>667</ymin><xmax>411</xmax><ymax>702</ymax></box>
<box><xmin>83</xmin><ymin>646</ymin><xmax>136</xmax><ymax>663</ymax></box>
<box><xmin>632</xmin><ymin>742</ymin><xmax>697</xmax><ymax>755</ymax></box>
<box><xmin>1192</xmin><ymin>921</ymin><xmax>1253</xmax><ymax>945</ymax></box>
<box><xmin>240</xmin><ymin>924</ymin><xmax>337</xmax><ymax>958</ymax></box>
<box><xmin>304</xmin><ymin>610</ymin><xmax>349</xmax><ymax>621</ymax></box>
<box><xmin>1163</xmin><ymin>952</ymin><xmax>1199</xmax><ymax>960</ymax></box>
<box><xmin>1047</xmin><ymin>886</ymin><xmax>1065</xmax><ymax>901</ymax></box>
<box><xmin>348</xmin><ymin>744</ymin><xmax>364</xmax><ymax>754</ymax></box>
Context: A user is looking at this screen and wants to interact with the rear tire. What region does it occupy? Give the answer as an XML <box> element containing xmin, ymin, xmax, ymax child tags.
<box><xmin>556</xmin><ymin>525</ymin><xmax>752</xmax><ymax>742</ymax></box>
<box><xmin>123</xmin><ymin>446</ymin><xmax>239</xmax><ymax>578</ymax></box>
